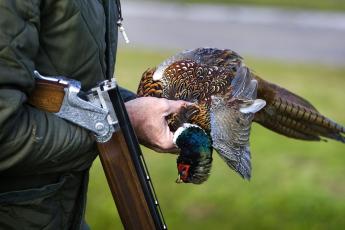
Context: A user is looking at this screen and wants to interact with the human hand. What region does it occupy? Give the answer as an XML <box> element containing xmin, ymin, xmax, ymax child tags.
<box><xmin>125</xmin><ymin>97</ymin><xmax>188</xmax><ymax>153</ymax></box>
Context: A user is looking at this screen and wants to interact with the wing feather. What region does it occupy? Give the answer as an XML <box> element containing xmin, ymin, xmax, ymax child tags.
<box><xmin>210</xmin><ymin>67</ymin><xmax>265</xmax><ymax>179</ymax></box>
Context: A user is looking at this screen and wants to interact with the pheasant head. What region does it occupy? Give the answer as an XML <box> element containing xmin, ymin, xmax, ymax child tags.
<box><xmin>173</xmin><ymin>123</ymin><xmax>213</xmax><ymax>184</ymax></box>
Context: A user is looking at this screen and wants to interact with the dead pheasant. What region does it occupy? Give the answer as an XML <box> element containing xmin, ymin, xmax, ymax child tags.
<box><xmin>137</xmin><ymin>48</ymin><xmax>345</xmax><ymax>184</ymax></box>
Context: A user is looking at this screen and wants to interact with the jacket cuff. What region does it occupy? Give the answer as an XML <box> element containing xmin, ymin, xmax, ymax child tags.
<box><xmin>118</xmin><ymin>86</ymin><xmax>137</xmax><ymax>102</ymax></box>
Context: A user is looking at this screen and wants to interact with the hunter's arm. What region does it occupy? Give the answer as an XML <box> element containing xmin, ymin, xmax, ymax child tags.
<box><xmin>0</xmin><ymin>1</ymin><xmax>97</xmax><ymax>175</ymax></box>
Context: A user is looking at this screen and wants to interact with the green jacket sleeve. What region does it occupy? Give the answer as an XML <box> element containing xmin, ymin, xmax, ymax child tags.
<box><xmin>0</xmin><ymin>1</ymin><xmax>97</xmax><ymax>175</ymax></box>
<box><xmin>119</xmin><ymin>86</ymin><xmax>137</xmax><ymax>102</ymax></box>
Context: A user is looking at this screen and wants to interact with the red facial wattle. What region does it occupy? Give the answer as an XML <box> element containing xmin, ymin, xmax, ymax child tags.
<box><xmin>177</xmin><ymin>163</ymin><xmax>191</xmax><ymax>182</ymax></box>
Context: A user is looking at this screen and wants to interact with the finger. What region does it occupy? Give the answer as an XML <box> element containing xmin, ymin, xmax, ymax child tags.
<box><xmin>162</xmin><ymin>124</ymin><xmax>177</xmax><ymax>149</ymax></box>
<box><xmin>146</xmin><ymin>145</ymin><xmax>179</xmax><ymax>154</ymax></box>
<box><xmin>164</xmin><ymin>100</ymin><xmax>192</xmax><ymax>115</ymax></box>
<box><xmin>158</xmin><ymin>126</ymin><xmax>180</xmax><ymax>153</ymax></box>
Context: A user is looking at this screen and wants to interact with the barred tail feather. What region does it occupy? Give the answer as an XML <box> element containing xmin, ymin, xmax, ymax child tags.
<box><xmin>254</xmin><ymin>76</ymin><xmax>345</xmax><ymax>143</ymax></box>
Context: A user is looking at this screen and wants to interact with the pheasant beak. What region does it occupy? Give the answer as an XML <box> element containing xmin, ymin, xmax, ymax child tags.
<box><xmin>175</xmin><ymin>175</ymin><xmax>183</xmax><ymax>183</ymax></box>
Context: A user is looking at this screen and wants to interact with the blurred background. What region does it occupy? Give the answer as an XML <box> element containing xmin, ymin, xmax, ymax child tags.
<box><xmin>87</xmin><ymin>0</ymin><xmax>345</xmax><ymax>229</ymax></box>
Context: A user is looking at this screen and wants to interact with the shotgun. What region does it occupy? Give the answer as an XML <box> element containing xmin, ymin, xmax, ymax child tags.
<box><xmin>28</xmin><ymin>71</ymin><xmax>167</xmax><ymax>229</ymax></box>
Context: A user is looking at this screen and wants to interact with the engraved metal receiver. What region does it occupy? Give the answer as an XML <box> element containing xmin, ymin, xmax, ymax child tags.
<box><xmin>33</xmin><ymin>71</ymin><xmax>117</xmax><ymax>142</ymax></box>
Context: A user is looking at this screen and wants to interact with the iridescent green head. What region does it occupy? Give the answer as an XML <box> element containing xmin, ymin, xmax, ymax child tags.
<box><xmin>173</xmin><ymin>123</ymin><xmax>213</xmax><ymax>184</ymax></box>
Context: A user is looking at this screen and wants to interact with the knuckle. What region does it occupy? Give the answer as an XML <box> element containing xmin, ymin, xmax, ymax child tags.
<box><xmin>158</xmin><ymin>99</ymin><xmax>170</xmax><ymax>111</ymax></box>
<box><xmin>157</xmin><ymin>140</ymin><xmax>170</xmax><ymax>150</ymax></box>
<box><xmin>161</xmin><ymin>98</ymin><xmax>170</xmax><ymax>106</ymax></box>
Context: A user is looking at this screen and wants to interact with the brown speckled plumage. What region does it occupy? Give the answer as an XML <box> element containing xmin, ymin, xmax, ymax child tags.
<box><xmin>139</xmin><ymin>54</ymin><xmax>241</xmax><ymax>134</ymax></box>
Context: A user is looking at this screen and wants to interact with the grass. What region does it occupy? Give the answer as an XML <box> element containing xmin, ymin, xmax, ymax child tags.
<box><xmin>157</xmin><ymin>0</ymin><xmax>345</xmax><ymax>12</ymax></box>
<box><xmin>86</xmin><ymin>48</ymin><xmax>345</xmax><ymax>229</ymax></box>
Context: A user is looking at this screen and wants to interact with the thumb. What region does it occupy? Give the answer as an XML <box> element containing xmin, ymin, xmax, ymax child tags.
<box><xmin>164</xmin><ymin>100</ymin><xmax>192</xmax><ymax>115</ymax></box>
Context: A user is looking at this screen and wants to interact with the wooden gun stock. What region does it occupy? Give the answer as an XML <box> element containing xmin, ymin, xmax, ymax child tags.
<box><xmin>28</xmin><ymin>79</ymin><xmax>65</xmax><ymax>113</ymax></box>
<box><xmin>97</xmin><ymin>132</ymin><xmax>155</xmax><ymax>229</ymax></box>
<box><xmin>28</xmin><ymin>79</ymin><xmax>166</xmax><ymax>230</ymax></box>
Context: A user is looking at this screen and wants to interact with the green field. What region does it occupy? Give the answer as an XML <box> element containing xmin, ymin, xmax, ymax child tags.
<box><xmin>158</xmin><ymin>0</ymin><xmax>345</xmax><ymax>12</ymax></box>
<box><xmin>86</xmin><ymin>48</ymin><xmax>345</xmax><ymax>229</ymax></box>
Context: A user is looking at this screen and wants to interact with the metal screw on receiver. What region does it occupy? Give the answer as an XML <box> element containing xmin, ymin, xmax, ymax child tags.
<box><xmin>95</xmin><ymin>122</ymin><xmax>105</xmax><ymax>131</ymax></box>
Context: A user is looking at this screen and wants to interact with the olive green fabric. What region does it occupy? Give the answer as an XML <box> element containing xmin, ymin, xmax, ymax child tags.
<box><xmin>0</xmin><ymin>0</ymin><xmax>126</xmax><ymax>229</ymax></box>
